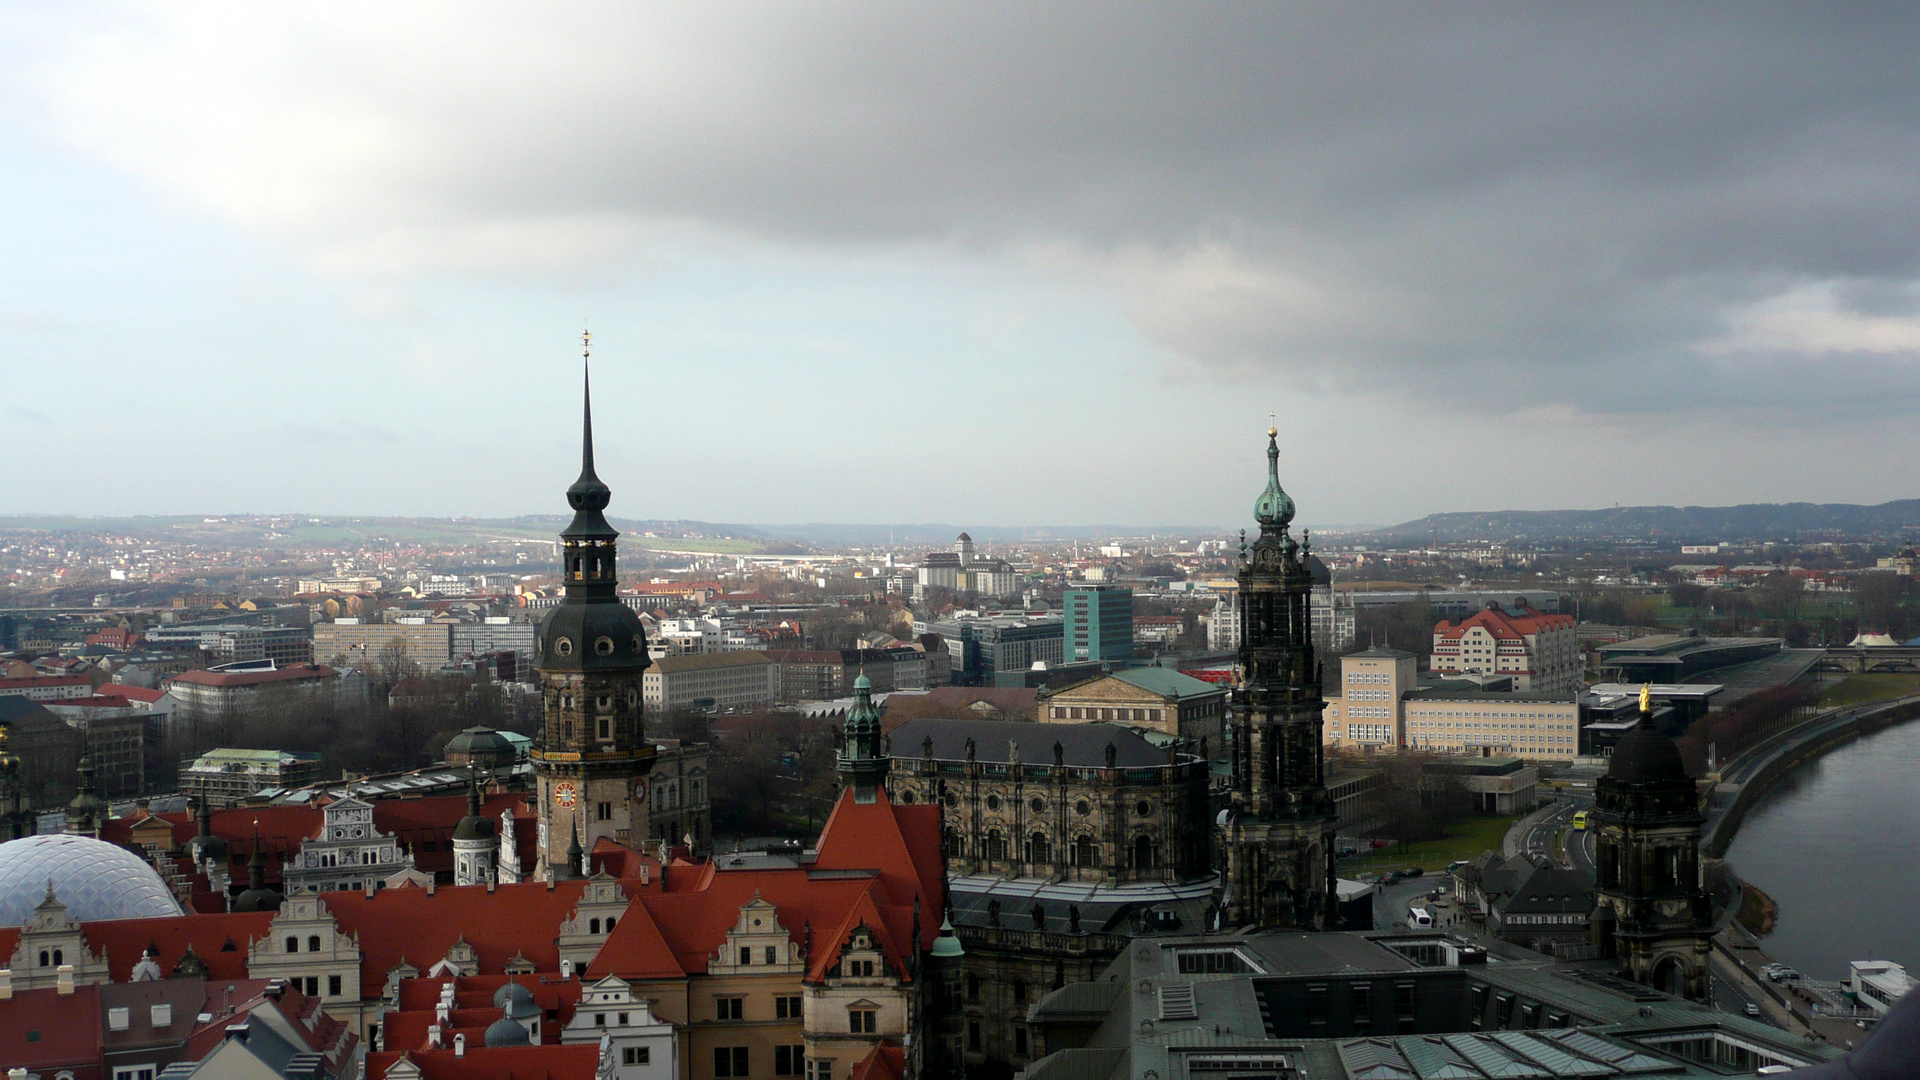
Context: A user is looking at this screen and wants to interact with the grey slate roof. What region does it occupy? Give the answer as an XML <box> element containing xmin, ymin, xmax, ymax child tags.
<box><xmin>888</xmin><ymin>717</ymin><xmax>1168</xmax><ymax>768</ymax></box>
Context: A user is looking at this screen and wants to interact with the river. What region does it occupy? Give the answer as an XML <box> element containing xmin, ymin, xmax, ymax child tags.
<box><xmin>1725</xmin><ymin>720</ymin><xmax>1920</xmax><ymax>981</ymax></box>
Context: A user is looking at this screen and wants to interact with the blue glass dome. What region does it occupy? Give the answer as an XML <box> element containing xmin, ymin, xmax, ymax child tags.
<box><xmin>0</xmin><ymin>834</ymin><xmax>183</xmax><ymax>925</ymax></box>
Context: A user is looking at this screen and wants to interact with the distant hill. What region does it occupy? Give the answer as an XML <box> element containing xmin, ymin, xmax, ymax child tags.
<box><xmin>1369</xmin><ymin>500</ymin><xmax>1920</xmax><ymax>544</ymax></box>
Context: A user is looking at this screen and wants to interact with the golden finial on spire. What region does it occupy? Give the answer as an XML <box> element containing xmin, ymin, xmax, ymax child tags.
<box><xmin>1268</xmin><ymin>410</ymin><xmax>1277</xmax><ymax>438</ymax></box>
<box><xmin>582</xmin><ymin>326</ymin><xmax>591</xmax><ymax>358</ymax></box>
<box><xmin>1639</xmin><ymin>682</ymin><xmax>1652</xmax><ymax>714</ymax></box>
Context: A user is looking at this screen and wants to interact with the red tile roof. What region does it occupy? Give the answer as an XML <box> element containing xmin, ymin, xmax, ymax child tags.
<box><xmin>0</xmin><ymin>912</ymin><xmax>273</xmax><ymax>984</ymax></box>
<box><xmin>115</xmin><ymin>685</ymin><xmax>168</xmax><ymax>703</ymax></box>
<box><xmin>0</xmin><ymin>984</ymin><xmax>103</xmax><ymax>1076</ymax></box>
<box><xmin>1433</xmin><ymin>606</ymin><xmax>1574</xmax><ymax>643</ymax></box>
<box><xmin>851</xmin><ymin>1044</ymin><xmax>907</xmax><ymax>1080</ymax></box>
<box><xmin>322</xmin><ymin>880</ymin><xmax>589</xmax><ymax>979</ymax></box>
<box><xmin>0</xmin><ymin>675</ymin><xmax>91</xmax><ymax>689</ymax></box>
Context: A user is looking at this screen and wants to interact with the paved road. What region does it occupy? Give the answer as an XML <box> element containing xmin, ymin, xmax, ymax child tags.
<box><xmin>1508</xmin><ymin>795</ymin><xmax>1591</xmax><ymax>869</ymax></box>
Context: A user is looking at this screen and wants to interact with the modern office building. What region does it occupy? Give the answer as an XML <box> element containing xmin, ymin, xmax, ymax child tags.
<box><xmin>312</xmin><ymin>620</ymin><xmax>454</xmax><ymax>672</ymax></box>
<box><xmin>1320</xmin><ymin>647</ymin><xmax>1419</xmax><ymax>750</ymax></box>
<box><xmin>918</xmin><ymin>615</ymin><xmax>1065</xmax><ymax>687</ymax></box>
<box><xmin>1063</xmin><ymin>585</ymin><xmax>1132</xmax><ymax>663</ymax></box>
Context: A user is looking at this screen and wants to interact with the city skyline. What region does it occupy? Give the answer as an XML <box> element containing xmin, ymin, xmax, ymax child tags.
<box><xmin>5</xmin><ymin>8</ymin><xmax>1920</xmax><ymax>525</ymax></box>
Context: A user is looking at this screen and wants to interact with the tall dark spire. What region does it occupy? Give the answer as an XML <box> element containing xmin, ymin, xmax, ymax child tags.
<box><xmin>565</xmin><ymin>331</ymin><xmax>614</xmax><ymax>527</ymax></box>
<box><xmin>838</xmin><ymin>672</ymin><xmax>889</xmax><ymax>802</ymax></box>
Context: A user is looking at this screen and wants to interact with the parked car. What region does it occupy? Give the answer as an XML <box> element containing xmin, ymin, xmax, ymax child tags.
<box><xmin>1370</xmin><ymin>839</ymin><xmax>1392</xmax><ymax>849</ymax></box>
<box><xmin>1744</xmin><ymin>1003</ymin><xmax>1762</xmax><ymax>1018</ymax></box>
<box><xmin>1382</xmin><ymin>872</ymin><xmax>1403</xmax><ymax>885</ymax></box>
<box><xmin>1403</xmin><ymin>867</ymin><xmax>1425</xmax><ymax>877</ymax></box>
<box><xmin>1445</xmin><ymin>860</ymin><xmax>1468</xmax><ymax>874</ymax></box>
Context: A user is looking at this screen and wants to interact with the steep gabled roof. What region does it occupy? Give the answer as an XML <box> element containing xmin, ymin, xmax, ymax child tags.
<box><xmin>321</xmin><ymin>880</ymin><xmax>589</xmax><ymax>978</ymax></box>
<box><xmin>0</xmin><ymin>911</ymin><xmax>273</xmax><ymax>983</ymax></box>
<box><xmin>812</xmin><ymin>788</ymin><xmax>944</xmax><ymax>947</ymax></box>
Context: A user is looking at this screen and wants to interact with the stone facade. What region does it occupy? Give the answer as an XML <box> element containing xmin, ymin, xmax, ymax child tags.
<box><xmin>1218</xmin><ymin>427</ymin><xmax>1337</xmax><ymax>931</ymax></box>
<box><xmin>284</xmin><ymin>796</ymin><xmax>424</xmax><ymax>894</ymax></box>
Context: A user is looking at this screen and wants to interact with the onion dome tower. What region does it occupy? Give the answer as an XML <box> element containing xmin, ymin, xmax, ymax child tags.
<box><xmin>1589</xmin><ymin>685</ymin><xmax>1712</xmax><ymax>1000</ymax></box>
<box><xmin>531</xmin><ymin>332</ymin><xmax>657</xmax><ymax>877</ymax></box>
<box><xmin>837</xmin><ymin>672</ymin><xmax>889</xmax><ymax>803</ymax></box>
<box><xmin>452</xmin><ymin>775</ymin><xmax>497</xmax><ymax>886</ymax></box>
<box><xmin>1218</xmin><ymin>421</ymin><xmax>1338</xmax><ymax>930</ymax></box>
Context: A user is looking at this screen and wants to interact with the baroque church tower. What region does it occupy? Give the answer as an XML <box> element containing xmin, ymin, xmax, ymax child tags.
<box><xmin>531</xmin><ymin>333</ymin><xmax>657</xmax><ymax>877</ymax></box>
<box><xmin>1589</xmin><ymin>686</ymin><xmax>1712</xmax><ymax>1000</ymax></box>
<box><xmin>1218</xmin><ymin>424</ymin><xmax>1338</xmax><ymax>929</ymax></box>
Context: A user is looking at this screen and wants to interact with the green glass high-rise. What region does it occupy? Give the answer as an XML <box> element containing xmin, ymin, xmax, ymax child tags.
<box><xmin>1064</xmin><ymin>585</ymin><xmax>1133</xmax><ymax>663</ymax></box>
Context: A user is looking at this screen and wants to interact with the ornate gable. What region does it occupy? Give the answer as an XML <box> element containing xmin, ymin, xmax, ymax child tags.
<box><xmin>708</xmin><ymin>893</ymin><xmax>804</xmax><ymax>975</ymax></box>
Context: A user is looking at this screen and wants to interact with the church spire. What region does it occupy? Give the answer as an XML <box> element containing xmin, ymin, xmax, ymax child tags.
<box><xmin>837</xmin><ymin>672</ymin><xmax>889</xmax><ymax>802</ymax></box>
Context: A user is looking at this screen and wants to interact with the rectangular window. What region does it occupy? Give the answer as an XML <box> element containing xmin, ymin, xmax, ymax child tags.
<box><xmin>328</xmin><ymin>974</ymin><xmax>342</xmax><ymax>997</ymax></box>
<box><xmin>597</xmin><ymin>801</ymin><xmax>613</xmax><ymax>821</ymax></box>
<box><xmin>717</xmin><ymin>996</ymin><xmax>744</xmax><ymax>1021</ymax></box>
<box><xmin>776</xmin><ymin>1046</ymin><xmax>805</xmax><ymax>1076</ymax></box>
<box><xmin>849</xmin><ymin>1008</ymin><xmax>876</xmax><ymax>1034</ymax></box>
<box><xmin>807</xmin><ymin>1060</ymin><xmax>833</xmax><ymax>1080</ymax></box>
<box><xmin>765</xmin><ymin>946</ymin><xmax>778</xmax><ymax>965</ymax></box>
<box><xmin>113</xmin><ymin>1069</ymin><xmax>157</xmax><ymax>1080</ymax></box>
<box><xmin>740</xmin><ymin>947</ymin><xmax>753</xmax><ymax>966</ymax></box>
<box><xmin>1015</xmin><ymin>1027</ymin><xmax>1029</xmax><ymax>1057</ymax></box>
<box><xmin>716</xmin><ymin>1047</ymin><xmax>750</xmax><ymax>1078</ymax></box>
<box><xmin>623</xmin><ymin>1047</ymin><xmax>651</xmax><ymax>1066</ymax></box>
<box><xmin>776</xmin><ymin>995</ymin><xmax>803</xmax><ymax>1019</ymax></box>
<box><xmin>968</xmin><ymin>1021</ymin><xmax>981</xmax><ymax>1051</ymax></box>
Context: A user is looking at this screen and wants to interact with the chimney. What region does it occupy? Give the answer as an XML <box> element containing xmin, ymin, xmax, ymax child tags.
<box><xmin>561</xmin><ymin>959</ymin><xmax>574</xmax><ymax>980</ymax></box>
<box><xmin>426</xmin><ymin>878</ymin><xmax>436</xmax><ymax>896</ymax></box>
<box><xmin>639</xmin><ymin>865</ymin><xmax>650</xmax><ymax>886</ymax></box>
<box><xmin>454</xmin><ymin>1033</ymin><xmax>466</xmax><ymax>1058</ymax></box>
<box><xmin>364</xmin><ymin>879</ymin><xmax>376</xmax><ymax>899</ymax></box>
<box><xmin>56</xmin><ymin>964</ymin><xmax>74</xmax><ymax>995</ymax></box>
<box><xmin>427</xmin><ymin>1024</ymin><xmax>442</xmax><ymax>1048</ymax></box>
<box><xmin>0</xmin><ymin>968</ymin><xmax>11</xmax><ymax>1000</ymax></box>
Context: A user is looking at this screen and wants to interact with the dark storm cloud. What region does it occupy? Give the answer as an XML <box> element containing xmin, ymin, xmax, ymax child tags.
<box><xmin>40</xmin><ymin>4</ymin><xmax>1920</xmax><ymax>417</ymax></box>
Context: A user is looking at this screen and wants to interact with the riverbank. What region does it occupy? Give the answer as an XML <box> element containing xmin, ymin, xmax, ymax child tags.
<box><xmin>1704</xmin><ymin>693</ymin><xmax>1920</xmax><ymax>859</ymax></box>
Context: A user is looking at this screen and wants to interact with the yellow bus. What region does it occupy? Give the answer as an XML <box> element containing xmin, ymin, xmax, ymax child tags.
<box><xmin>1571</xmin><ymin>811</ymin><xmax>1589</xmax><ymax>830</ymax></box>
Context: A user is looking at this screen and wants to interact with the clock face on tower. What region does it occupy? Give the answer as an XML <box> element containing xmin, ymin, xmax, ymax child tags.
<box><xmin>631</xmin><ymin>778</ymin><xmax>648</xmax><ymax>803</ymax></box>
<box><xmin>554</xmin><ymin>782</ymin><xmax>579</xmax><ymax>809</ymax></box>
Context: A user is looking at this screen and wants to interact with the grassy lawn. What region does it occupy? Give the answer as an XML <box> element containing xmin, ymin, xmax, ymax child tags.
<box><xmin>1818</xmin><ymin>673</ymin><xmax>1920</xmax><ymax>709</ymax></box>
<box><xmin>1340</xmin><ymin>814</ymin><xmax>1514</xmax><ymax>874</ymax></box>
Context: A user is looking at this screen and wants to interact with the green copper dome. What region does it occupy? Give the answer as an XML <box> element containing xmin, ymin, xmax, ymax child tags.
<box><xmin>1252</xmin><ymin>427</ymin><xmax>1295</xmax><ymax>530</ymax></box>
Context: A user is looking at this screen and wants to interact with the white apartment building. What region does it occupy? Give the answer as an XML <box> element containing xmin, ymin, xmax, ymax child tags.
<box><xmin>1430</xmin><ymin>604</ymin><xmax>1581</xmax><ymax>695</ymax></box>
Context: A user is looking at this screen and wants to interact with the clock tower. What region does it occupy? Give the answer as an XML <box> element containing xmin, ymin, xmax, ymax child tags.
<box><xmin>532</xmin><ymin>333</ymin><xmax>656</xmax><ymax>877</ymax></box>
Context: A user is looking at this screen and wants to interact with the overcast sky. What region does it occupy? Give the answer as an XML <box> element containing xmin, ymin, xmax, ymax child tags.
<box><xmin>4</xmin><ymin>5</ymin><xmax>1919</xmax><ymax>530</ymax></box>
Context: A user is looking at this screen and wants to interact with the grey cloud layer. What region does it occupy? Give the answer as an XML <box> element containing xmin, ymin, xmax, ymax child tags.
<box><xmin>33</xmin><ymin>4</ymin><xmax>1920</xmax><ymax>416</ymax></box>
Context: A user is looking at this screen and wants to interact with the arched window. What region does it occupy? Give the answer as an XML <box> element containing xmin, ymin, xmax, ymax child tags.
<box><xmin>52</xmin><ymin>949</ymin><xmax>63</xmax><ymax>966</ymax></box>
<box><xmin>590</xmin><ymin>918</ymin><xmax>601</xmax><ymax>935</ymax></box>
<box><xmin>38</xmin><ymin>949</ymin><xmax>49</xmax><ymax>967</ymax></box>
<box><xmin>1026</xmin><ymin>831</ymin><xmax>1050</xmax><ymax>865</ymax></box>
<box><xmin>1133</xmin><ymin>835</ymin><xmax>1156</xmax><ymax>871</ymax></box>
<box><xmin>985</xmin><ymin>829</ymin><xmax>1007</xmax><ymax>864</ymax></box>
<box><xmin>606</xmin><ymin>917</ymin><xmax>616</xmax><ymax>932</ymax></box>
<box><xmin>1074</xmin><ymin>835</ymin><xmax>1096</xmax><ymax>868</ymax></box>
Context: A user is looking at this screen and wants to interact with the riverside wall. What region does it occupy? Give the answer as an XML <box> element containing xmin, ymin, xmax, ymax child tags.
<box><xmin>1703</xmin><ymin>695</ymin><xmax>1920</xmax><ymax>859</ymax></box>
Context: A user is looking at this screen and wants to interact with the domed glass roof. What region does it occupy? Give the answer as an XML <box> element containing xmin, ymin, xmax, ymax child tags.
<box><xmin>0</xmin><ymin>834</ymin><xmax>184</xmax><ymax>926</ymax></box>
